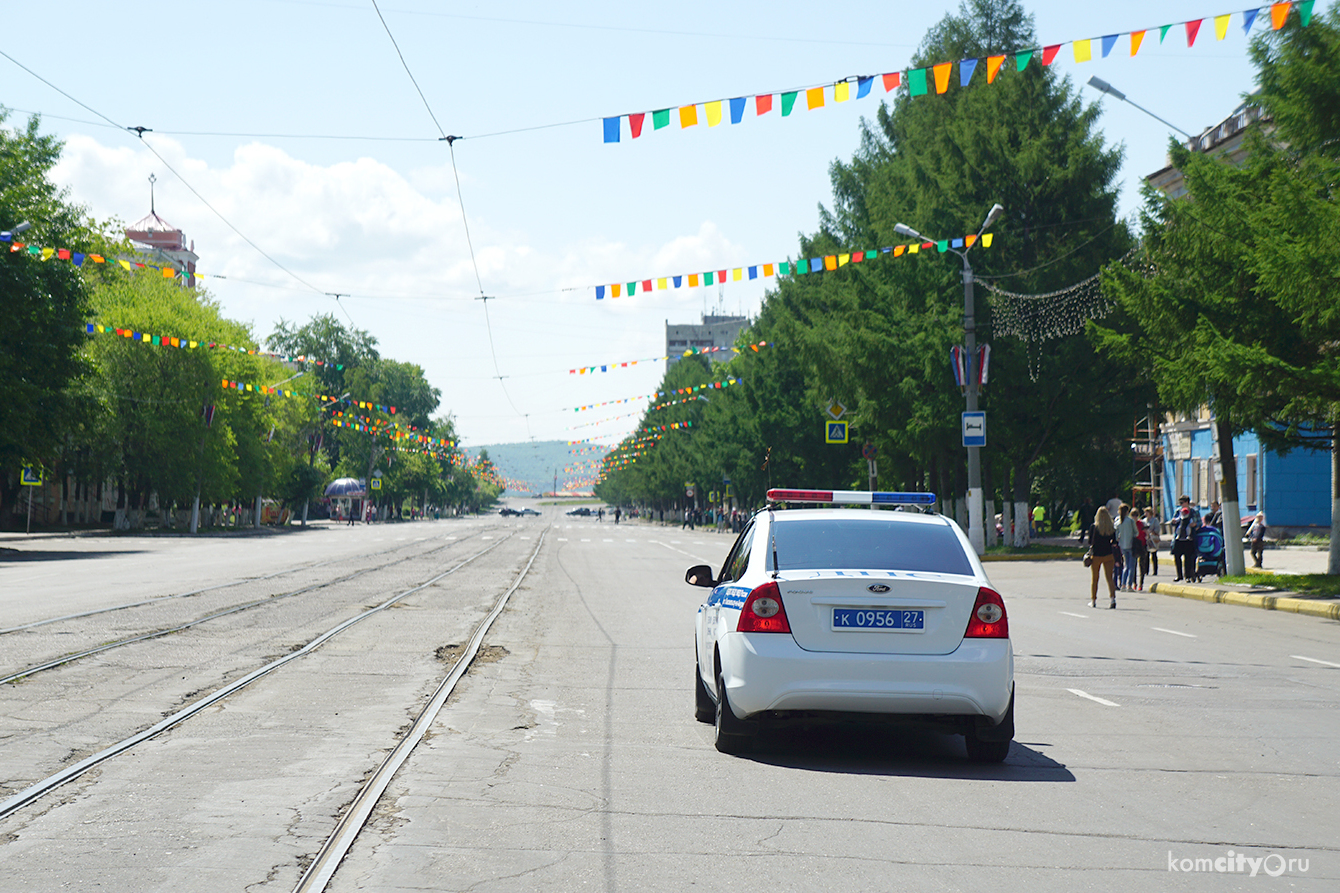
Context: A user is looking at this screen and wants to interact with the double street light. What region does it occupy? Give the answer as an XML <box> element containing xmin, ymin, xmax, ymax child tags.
<box><xmin>894</xmin><ymin>203</ymin><xmax>1005</xmax><ymax>556</ymax></box>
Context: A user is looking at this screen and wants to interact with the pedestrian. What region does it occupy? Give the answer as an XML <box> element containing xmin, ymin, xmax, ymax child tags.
<box><xmin>1142</xmin><ymin>506</ymin><xmax>1160</xmax><ymax>578</ymax></box>
<box><xmin>614</xmin><ymin>507</ymin><xmax>621</xmax><ymax>524</ymax></box>
<box><xmin>682</xmin><ymin>507</ymin><xmax>690</xmax><ymax>530</ymax></box>
<box><xmin>1132</xmin><ymin>508</ymin><xmax>1149</xmax><ymax>590</ymax></box>
<box><xmin>1031</xmin><ymin>504</ymin><xmax>1045</xmax><ymax>537</ymax></box>
<box><xmin>1206</xmin><ymin>501</ymin><xmax>1223</xmax><ymax>529</ymax></box>
<box><xmin>1086</xmin><ymin>505</ymin><xmax>1119</xmax><ymax>609</ymax></box>
<box><xmin>597</xmin><ymin>508</ymin><xmax>604</xmax><ymax>522</ymax></box>
<box><xmin>1076</xmin><ymin>498</ymin><xmax>1096</xmax><ymax>544</ymax></box>
<box><xmin>1116</xmin><ymin>504</ymin><xmax>1138</xmax><ymax>591</ymax></box>
<box><xmin>1171</xmin><ymin>497</ymin><xmax>1199</xmax><ymax>582</ymax></box>
<box><xmin>1246</xmin><ymin>511</ymin><xmax>1267</xmax><ymax>568</ymax></box>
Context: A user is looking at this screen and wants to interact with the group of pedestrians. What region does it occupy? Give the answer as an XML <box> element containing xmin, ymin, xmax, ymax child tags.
<box><xmin>1085</xmin><ymin>501</ymin><xmax>1160</xmax><ymax>609</ymax></box>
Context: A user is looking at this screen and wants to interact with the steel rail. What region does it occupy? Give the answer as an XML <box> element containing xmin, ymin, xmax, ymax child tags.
<box><xmin>0</xmin><ymin>533</ymin><xmax>514</xmax><ymax>822</ymax></box>
<box><xmin>0</xmin><ymin>527</ymin><xmax>479</xmax><ymax>636</ymax></box>
<box><xmin>0</xmin><ymin>530</ymin><xmax>490</xmax><ymax>686</ymax></box>
<box><xmin>292</xmin><ymin>528</ymin><xmax>547</xmax><ymax>893</ymax></box>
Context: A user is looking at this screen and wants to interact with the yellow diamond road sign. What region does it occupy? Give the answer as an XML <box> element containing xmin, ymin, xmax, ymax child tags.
<box><xmin>825</xmin><ymin>400</ymin><xmax>848</xmax><ymax>421</ymax></box>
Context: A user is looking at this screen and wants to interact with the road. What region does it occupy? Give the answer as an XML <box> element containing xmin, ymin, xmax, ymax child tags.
<box><xmin>1</xmin><ymin>506</ymin><xmax>1337</xmax><ymax>891</ymax></box>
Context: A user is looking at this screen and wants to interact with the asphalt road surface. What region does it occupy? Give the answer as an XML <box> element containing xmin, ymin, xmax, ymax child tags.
<box><xmin>1</xmin><ymin>505</ymin><xmax>1337</xmax><ymax>891</ymax></box>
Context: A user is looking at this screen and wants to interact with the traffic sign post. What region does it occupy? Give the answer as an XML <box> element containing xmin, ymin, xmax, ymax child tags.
<box><xmin>370</xmin><ymin>477</ymin><xmax>382</xmax><ymax>491</ymax></box>
<box><xmin>825</xmin><ymin>421</ymin><xmax>849</xmax><ymax>444</ymax></box>
<box><xmin>20</xmin><ymin>466</ymin><xmax>41</xmax><ymax>486</ymax></box>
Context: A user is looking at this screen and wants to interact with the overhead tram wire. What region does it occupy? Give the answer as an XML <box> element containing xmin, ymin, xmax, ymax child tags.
<box><xmin>0</xmin><ymin>48</ymin><xmax>357</xmax><ymax>329</ymax></box>
<box><xmin>369</xmin><ymin>0</ymin><xmax>526</xmax><ymax>420</ymax></box>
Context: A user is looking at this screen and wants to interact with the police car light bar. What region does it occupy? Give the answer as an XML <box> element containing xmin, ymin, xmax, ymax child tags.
<box><xmin>766</xmin><ymin>488</ymin><xmax>937</xmax><ymax>506</ymax></box>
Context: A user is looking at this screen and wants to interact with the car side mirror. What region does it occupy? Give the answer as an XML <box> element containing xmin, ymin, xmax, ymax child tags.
<box><xmin>685</xmin><ymin>564</ymin><xmax>716</xmax><ymax>588</ymax></box>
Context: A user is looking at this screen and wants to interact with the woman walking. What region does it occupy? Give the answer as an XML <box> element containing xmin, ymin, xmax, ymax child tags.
<box><xmin>1246</xmin><ymin>512</ymin><xmax>1267</xmax><ymax>568</ymax></box>
<box><xmin>1088</xmin><ymin>506</ymin><xmax>1119</xmax><ymax>609</ymax></box>
<box><xmin>1116</xmin><ymin>504</ymin><xmax>1139</xmax><ymax>592</ymax></box>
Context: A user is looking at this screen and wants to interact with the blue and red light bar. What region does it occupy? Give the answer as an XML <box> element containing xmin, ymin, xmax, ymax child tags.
<box><xmin>766</xmin><ymin>488</ymin><xmax>937</xmax><ymax>506</ymax></box>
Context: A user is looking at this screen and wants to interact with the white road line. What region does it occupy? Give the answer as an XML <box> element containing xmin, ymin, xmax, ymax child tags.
<box><xmin>1067</xmin><ymin>688</ymin><xmax>1120</xmax><ymax>707</ymax></box>
<box><xmin>1058</xmin><ymin>611</ymin><xmax>1088</xmax><ymax>619</ymax></box>
<box><xmin>1153</xmin><ymin>627</ymin><xmax>1197</xmax><ymax>638</ymax></box>
<box><xmin>626</xmin><ymin>539</ymin><xmax>637</xmax><ymax>543</ymax></box>
<box><xmin>556</xmin><ymin>538</ymin><xmax>568</xmax><ymax>542</ymax></box>
<box><xmin>580</xmin><ymin>538</ymin><xmax>590</xmax><ymax>542</ymax></box>
<box><xmin>603</xmin><ymin>538</ymin><xmax>613</xmax><ymax>542</ymax></box>
<box><xmin>1292</xmin><ymin>655</ymin><xmax>1340</xmax><ymax>668</ymax></box>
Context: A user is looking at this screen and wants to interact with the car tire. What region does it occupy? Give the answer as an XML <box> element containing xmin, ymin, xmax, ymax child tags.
<box><xmin>714</xmin><ymin>671</ymin><xmax>754</xmax><ymax>754</ymax></box>
<box><xmin>964</xmin><ymin>733</ymin><xmax>1011</xmax><ymax>763</ymax></box>
<box><xmin>694</xmin><ymin>662</ymin><xmax>714</xmax><ymax>724</ymax></box>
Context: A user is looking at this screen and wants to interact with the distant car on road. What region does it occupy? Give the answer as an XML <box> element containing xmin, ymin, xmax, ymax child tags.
<box><xmin>687</xmin><ymin>488</ymin><xmax>1014</xmax><ymax>761</ymax></box>
<box><xmin>498</xmin><ymin>507</ymin><xmax>518</xmax><ymax>516</ymax></box>
<box><xmin>519</xmin><ymin>508</ymin><xmax>540</xmax><ymax>516</ymax></box>
<box><xmin>566</xmin><ymin>507</ymin><xmax>593</xmax><ymax>517</ymax></box>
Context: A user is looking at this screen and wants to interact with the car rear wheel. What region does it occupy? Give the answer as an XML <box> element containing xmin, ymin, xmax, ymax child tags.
<box><xmin>964</xmin><ymin>733</ymin><xmax>1011</xmax><ymax>763</ymax></box>
<box><xmin>714</xmin><ymin>671</ymin><xmax>754</xmax><ymax>754</ymax></box>
<box><xmin>694</xmin><ymin>662</ymin><xmax>714</xmax><ymax>723</ymax></box>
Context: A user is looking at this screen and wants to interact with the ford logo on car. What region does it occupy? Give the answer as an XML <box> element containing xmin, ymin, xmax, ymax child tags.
<box><xmin>867</xmin><ymin>584</ymin><xmax>891</xmax><ymax>593</ymax></box>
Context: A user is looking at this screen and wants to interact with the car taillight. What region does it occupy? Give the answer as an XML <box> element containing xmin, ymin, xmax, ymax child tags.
<box><xmin>964</xmin><ymin>586</ymin><xmax>1009</xmax><ymax>638</ymax></box>
<box><xmin>736</xmin><ymin>581</ymin><xmax>791</xmax><ymax>634</ymax></box>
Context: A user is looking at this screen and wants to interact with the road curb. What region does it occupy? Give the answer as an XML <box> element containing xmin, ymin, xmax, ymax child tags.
<box><xmin>982</xmin><ymin>552</ymin><xmax>1081</xmax><ymax>562</ymax></box>
<box><xmin>1148</xmin><ymin>581</ymin><xmax>1340</xmax><ymax>621</ymax></box>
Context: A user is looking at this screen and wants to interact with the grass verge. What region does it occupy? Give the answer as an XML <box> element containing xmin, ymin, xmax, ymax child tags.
<box><xmin>1219</xmin><ymin>573</ymin><xmax>1340</xmax><ymax>597</ymax></box>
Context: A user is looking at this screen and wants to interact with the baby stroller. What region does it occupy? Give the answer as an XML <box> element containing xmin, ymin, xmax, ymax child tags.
<box><xmin>1194</xmin><ymin>526</ymin><xmax>1226</xmax><ymax>579</ymax></box>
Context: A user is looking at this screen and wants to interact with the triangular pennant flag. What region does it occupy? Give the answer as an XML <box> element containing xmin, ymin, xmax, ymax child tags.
<box><xmin>1271</xmin><ymin>2</ymin><xmax>1290</xmax><ymax>29</ymax></box>
<box><xmin>1160</xmin><ymin>24</ymin><xmax>1173</xmax><ymax>42</ymax></box>
<box><xmin>1041</xmin><ymin>44</ymin><xmax>1061</xmax><ymax>65</ymax></box>
<box><xmin>881</xmin><ymin>72</ymin><xmax>901</xmax><ymax>91</ymax></box>
<box><xmin>729</xmin><ymin>96</ymin><xmax>746</xmax><ymax>123</ymax></box>
<box><xmin>629</xmin><ymin>113</ymin><xmax>645</xmax><ymax>138</ymax></box>
<box><xmin>679</xmin><ymin>104</ymin><xmax>698</xmax><ymax>127</ymax></box>
<box><xmin>756</xmin><ymin>94</ymin><xmax>773</xmax><ymax>115</ymax></box>
<box><xmin>653</xmin><ymin>108</ymin><xmax>671</xmax><ymax>129</ymax></box>
<box><xmin>1242</xmin><ymin>8</ymin><xmax>1259</xmax><ymax>33</ymax></box>
<box><xmin>835</xmin><ymin>80</ymin><xmax>850</xmax><ymax>102</ymax></box>
<box><xmin>1215</xmin><ymin>14</ymin><xmax>1230</xmax><ymax>39</ymax></box>
<box><xmin>1073</xmin><ymin>39</ymin><xmax>1092</xmax><ymax>62</ymax></box>
<box><xmin>806</xmin><ymin>87</ymin><xmax>825</xmax><ymax>109</ymax></box>
<box><xmin>1015</xmin><ymin>50</ymin><xmax>1033</xmax><ymax>70</ymax></box>
<box><xmin>959</xmin><ymin>58</ymin><xmax>978</xmax><ymax>87</ymax></box>
<box><xmin>933</xmin><ymin>62</ymin><xmax>953</xmax><ymax>93</ymax></box>
<box><xmin>781</xmin><ymin>91</ymin><xmax>799</xmax><ymax>115</ymax></box>
<box><xmin>603</xmin><ymin>117</ymin><xmax>620</xmax><ymax>143</ymax></box>
<box><xmin>908</xmin><ymin>68</ymin><xmax>929</xmax><ymax>96</ymax></box>
<box><xmin>1131</xmin><ymin>29</ymin><xmax>1146</xmax><ymax>55</ymax></box>
<box><xmin>1185</xmin><ymin>19</ymin><xmax>1202</xmax><ymax>46</ymax></box>
<box><xmin>1301</xmin><ymin>0</ymin><xmax>1315</xmax><ymax>26</ymax></box>
<box><xmin>986</xmin><ymin>55</ymin><xmax>1005</xmax><ymax>82</ymax></box>
<box><xmin>1101</xmin><ymin>34</ymin><xmax>1118</xmax><ymax>57</ymax></box>
<box><xmin>705</xmin><ymin>100</ymin><xmax>723</xmax><ymax>127</ymax></box>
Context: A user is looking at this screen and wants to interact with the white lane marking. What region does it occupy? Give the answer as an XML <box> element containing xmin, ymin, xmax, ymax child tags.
<box><xmin>520</xmin><ymin>536</ymin><xmax>531</xmax><ymax>540</ymax></box>
<box><xmin>626</xmin><ymin>539</ymin><xmax>637</xmax><ymax>543</ymax></box>
<box><xmin>1153</xmin><ymin>627</ymin><xmax>1197</xmax><ymax>638</ymax></box>
<box><xmin>1059</xmin><ymin>611</ymin><xmax>1088</xmax><ymax>619</ymax></box>
<box><xmin>603</xmin><ymin>538</ymin><xmax>613</xmax><ymax>543</ymax></box>
<box><xmin>1292</xmin><ymin>655</ymin><xmax>1340</xmax><ymax>668</ymax></box>
<box><xmin>581</xmin><ymin>538</ymin><xmax>591</xmax><ymax>542</ymax></box>
<box><xmin>1067</xmin><ymin>688</ymin><xmax>1120</xmax><ymax>707</ymax></box>
<box><xmin>481</xmin><ymin>536</ymin><xmax>493</xmax><ymax>540</ymax></box>
<box><xmin>556</xmin><ymin>538</ymin><xmax>568</xmax><ymax>542</ymax></box>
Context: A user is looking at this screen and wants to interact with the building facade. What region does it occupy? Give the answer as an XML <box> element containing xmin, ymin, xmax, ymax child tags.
<box><xmin>665</xmin><ymin>314</ymin><xmax>749</xmax><ymax>370</ymax></box>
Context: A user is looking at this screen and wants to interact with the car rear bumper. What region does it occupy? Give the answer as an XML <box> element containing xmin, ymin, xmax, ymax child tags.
<box><xmin>719</xmin><ymin>632</ymin><xmax>1013</xmax><ymax>722</ymax></box>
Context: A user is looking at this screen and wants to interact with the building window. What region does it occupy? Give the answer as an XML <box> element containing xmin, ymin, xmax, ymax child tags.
<box><xmin>1246</xmin><ymin>454</ymin><xmax>1258</xmax><ymax>507</ymax></box>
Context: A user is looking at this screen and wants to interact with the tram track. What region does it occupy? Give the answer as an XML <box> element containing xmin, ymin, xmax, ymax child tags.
<box><xmin>0</xmin><ymin>529</ymin><xmax>535</xmax><ymax>823</ymax></box>
<box><xmin>0</xmin><ymin>527</ymin><xmax>499</xmax><ymax>686</ymax></box>
<box><xmin>0</xmin><ymin>525</ymin><xmax>484</xmax><ymax>637</ymax></box>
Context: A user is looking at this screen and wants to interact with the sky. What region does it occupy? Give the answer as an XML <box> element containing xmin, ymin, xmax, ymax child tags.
<box><xmin>2</xmin><ymin>0</ymin><xmax>1308</xmax><ymax>463</ymax></box>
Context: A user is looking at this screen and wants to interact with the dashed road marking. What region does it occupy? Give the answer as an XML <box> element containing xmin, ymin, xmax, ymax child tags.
<box><xmin>1292</xmin><ymin>655</ymin><xmax>1340</xmax><ymax>668</ymax></box>
<box><xmin>1153</xmin><ymin>627</ymin><xmax>1197</xmax><ymax>638</ymax></box>
<box><xmin>1067</xmin><ymin>688</ymin><xmax>1120</xmax><ymax>707</ymax></box>
<box><xmin>1059</xmin><ymin>611</ymin><xmax>1088</xmax><ymax>619</ymax></box>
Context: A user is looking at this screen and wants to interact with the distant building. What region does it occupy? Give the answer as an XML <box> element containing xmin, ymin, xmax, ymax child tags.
<box><xmin>665</xmin><ymin>314</ymin><xmax>750</xmax><ymax>371</ymax></box>
<box><xmin>124</xmin><ymin>177</ymin><xmax>198</xmax><ymax>287</ymax></box>
<box><xmin>1148</xmin><ymin>101</ymin><xmax>1327</xmax><ymax>531</ymax></box>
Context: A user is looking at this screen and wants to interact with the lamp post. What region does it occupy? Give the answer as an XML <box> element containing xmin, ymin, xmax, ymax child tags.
<box><xmin>894</xmin><ymin>203</ymin><xmax>1005</xmax><ymax>556</ymax></box>
<box><xmin>1086</xmin><ymin>77</ymin><xmax>1194</xmax><ymax>139</ymax></box>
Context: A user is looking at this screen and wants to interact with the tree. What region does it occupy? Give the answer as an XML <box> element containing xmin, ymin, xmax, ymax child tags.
<box><xmin>0</xmin><ymin>111</ymin><xmax>102</xmax><ymax>527</ymax></box>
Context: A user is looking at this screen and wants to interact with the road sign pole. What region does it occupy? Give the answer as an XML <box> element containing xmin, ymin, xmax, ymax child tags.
<box><xmin>963</xmin><ymin>255</ymin><xmax>985</xmax><ymax>556</ymax></box>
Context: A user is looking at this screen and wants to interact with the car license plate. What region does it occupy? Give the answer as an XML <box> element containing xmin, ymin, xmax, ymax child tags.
<box><xmin>832</xmin><ymin>608</ymin><xmax>924</xmax><ymax>630</ymax></box>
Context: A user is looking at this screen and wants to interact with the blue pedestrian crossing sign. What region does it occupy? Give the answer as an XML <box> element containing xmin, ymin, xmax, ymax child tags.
<box><xmin>825</xmin><ymin>421</ymin><xmax>849</xmax><ymax>444</ymax></box>
<box><xmin>20</xmin><ymin>466</ymin><xmax>41</xmax><ymax>486</ymax></box>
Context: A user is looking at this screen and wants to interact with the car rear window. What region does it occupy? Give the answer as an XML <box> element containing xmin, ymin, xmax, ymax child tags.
<box><xmin>766</xmin><ymin>517</ymin><xmax>974</xmax><ymax>575</ymax></box>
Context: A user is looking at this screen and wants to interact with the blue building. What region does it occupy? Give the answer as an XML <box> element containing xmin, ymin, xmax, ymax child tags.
<box><xmin>1160</xmin><ymin>412</ymin><xmax>1330</xmax><ymax>532</ymax></box>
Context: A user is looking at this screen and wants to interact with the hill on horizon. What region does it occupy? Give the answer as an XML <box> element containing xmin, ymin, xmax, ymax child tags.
<box><xmin>466</xmin><ymin>440</ymin><xmax>602</xmax><ymax>494</ymax></box>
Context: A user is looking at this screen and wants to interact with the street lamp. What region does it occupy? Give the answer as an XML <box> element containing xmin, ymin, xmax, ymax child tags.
<box><xmin>894</xmin><ymin>203</ymin><xmax>1005</xmax><ymax>556</ymax></box>
<box><xmin>1</xmin><ymin>221</ymin><xmax>32</xmax><ymax>240</ymax></box>
<box><xmin>1086</xmin><ymin>76</ymin><xmax>1195</xmax><ymax>140</ymax></box>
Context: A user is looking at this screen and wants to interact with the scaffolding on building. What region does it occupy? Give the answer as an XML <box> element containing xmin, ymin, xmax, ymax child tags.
<box><xmin>1131</xmin><ymin>412</ymin><xmax>1163</xmax><ymax>518</ymax></box>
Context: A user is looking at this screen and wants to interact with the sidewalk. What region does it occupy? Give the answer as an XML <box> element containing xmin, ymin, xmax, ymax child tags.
<box><xmin>1145</xmin><ymin>545</ymin><xmax>1340</xmax><ymax>621</ymax></box>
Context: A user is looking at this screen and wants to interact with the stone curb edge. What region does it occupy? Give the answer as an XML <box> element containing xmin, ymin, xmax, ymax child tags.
<box><xmin>1148</xmin><ymin>581</ymin><xmax>1340</xmax><ymax>621</ymax></box>
<box><xmin>981</xmin><ymin>552</ymin><xmax>1081</xmax><ymax>562</ymax></box>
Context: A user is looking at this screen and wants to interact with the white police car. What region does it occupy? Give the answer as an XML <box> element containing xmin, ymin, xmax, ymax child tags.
<box><xmin>687</xmin><ymin>489</ymin><xmax>1014</xmax><ymax>761</ymax></box>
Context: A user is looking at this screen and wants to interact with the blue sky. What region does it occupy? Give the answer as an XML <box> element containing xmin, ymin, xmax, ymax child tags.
<box><xmin>1</xmin><ymin>0</ymin><xmax>1297</xmax><ymax>457</ymax></box>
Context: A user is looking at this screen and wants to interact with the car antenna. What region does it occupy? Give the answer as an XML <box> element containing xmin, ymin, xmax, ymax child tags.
<box><xmin>769</xmin><ymin>503</ymin><xmax>780</xmax><ymax>579</ymax></box>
